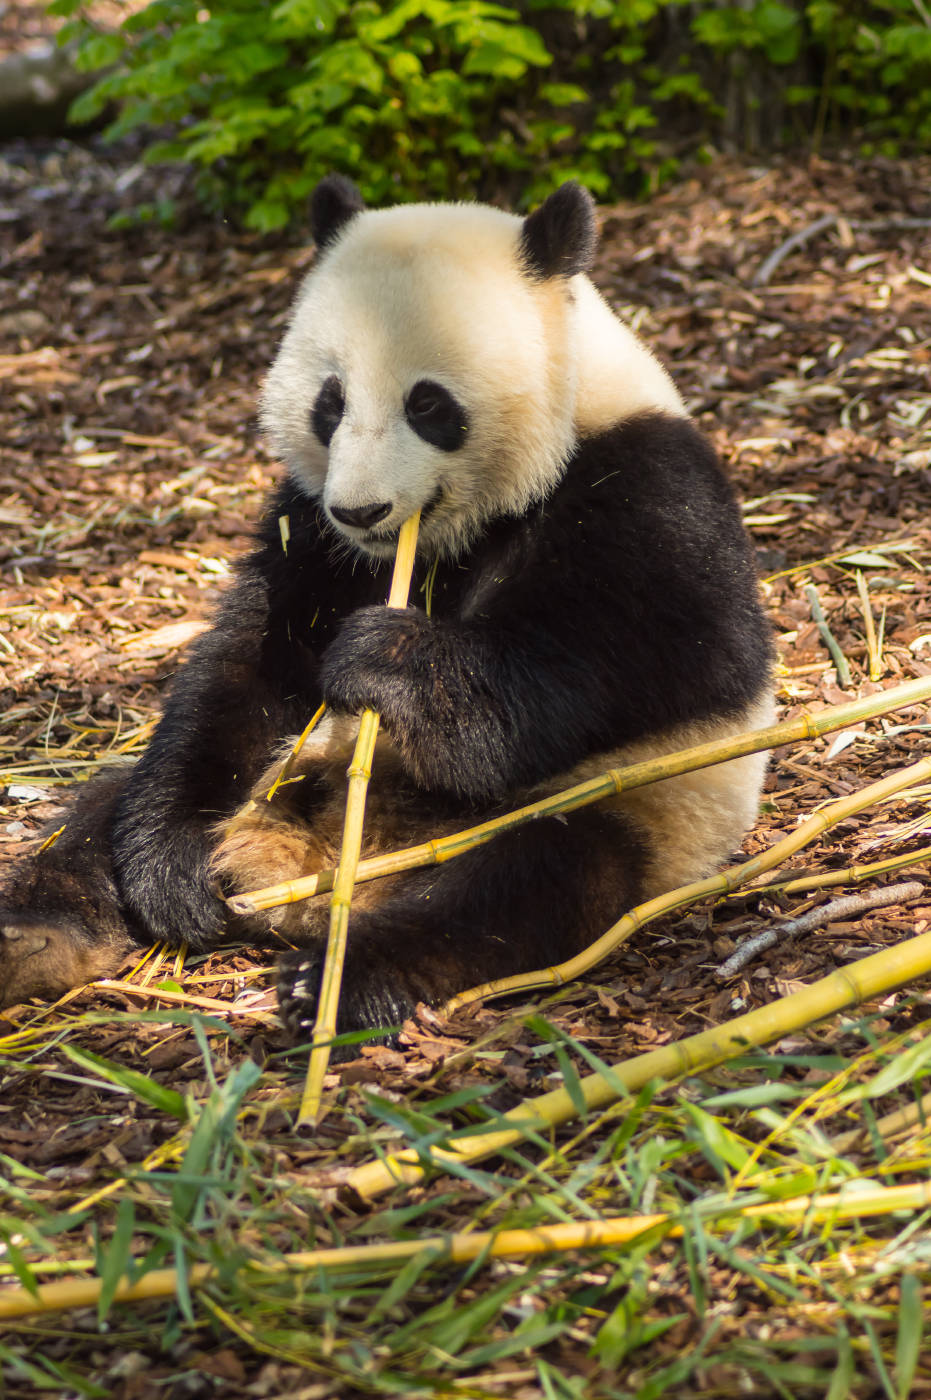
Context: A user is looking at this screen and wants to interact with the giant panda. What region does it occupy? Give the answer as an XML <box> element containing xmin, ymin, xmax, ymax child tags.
<box><xmin>0</xmin><ymin>176</ymin><xmax>773</xmax><ymax>1039</ymax></box>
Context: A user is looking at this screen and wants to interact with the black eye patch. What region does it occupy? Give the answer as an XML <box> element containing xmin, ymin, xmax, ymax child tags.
<box><xmin>311</xmin><ymin>375</ymin><xmax>345</xmax><ymax>447</ymax></box>
<box><xmin>405</xmin><ymin>380</ymin><xmax>469</xmax><ymax>452</ymax></box>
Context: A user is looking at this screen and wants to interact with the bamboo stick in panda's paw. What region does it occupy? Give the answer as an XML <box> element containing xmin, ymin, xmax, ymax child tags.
<box><xmin>298</xmin><ymin>510</ymin><xmax>421</xmax><ymax>1129</ymax></box>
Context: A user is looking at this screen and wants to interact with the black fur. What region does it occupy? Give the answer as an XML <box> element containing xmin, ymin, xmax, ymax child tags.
<box><xmin>0</xmin><ymin>412</ymin><xmax>771</xmax><ymax>1035</ymax></box>
<box><xmin>311</xmin><ymin>374</ymin><xmax>345</xmax><ymax>446</ymax></box>
<box><xmin>519</xmin><ymin>182</ymin><xmax>598</xmax><ymax>281</ymax></box>
<box><xmin>277</xmin><ymin>808</ymin><xmax>647</xmax><ymax>1047</ymax></box>
<box><xmin>0</xmin><ymin>772</ymin><xmax>138</xmax><ymax>1006</ymax></box>
<box><xmin>310</xmin><ymin>174</ymin><xmax>366</xmax><ymax>251</ymax></box>
<box><xmin>404</xmin><ymin>380</ymin><xmax>469</xmax><ymax>452</ymax></box>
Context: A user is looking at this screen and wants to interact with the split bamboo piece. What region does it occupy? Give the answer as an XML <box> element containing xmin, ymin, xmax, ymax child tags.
<box><xmin>3</xmin><ymin>1169</ymin><xmax>931</xmax><ymax>1320</ymax></box>
<box><xmin>440</xmin><ymin>751</ymin><xmax>931</xmax><ymax>1013</ymax></box>
<box><xmin>298</xmin><ymin>512</ymin><xmax>421</xmax><ymax>1127</ymax></box>
<box><xmin>855</xmin><ymin>570</ymin><xmax>885</xmax><ymax>683</ymax></box>
<box><xmin>265</xmin><ymin>701</ymin><xmax>327</xmax><ymax>803</ymax></box>
<box><xmin>348</xmin><ymin>761</ymin><xmax>931</xmax><ymax>1200</ymax></box>
<box><xmin>229</xmin><ymin>673</ymin><xmax>931</xmax><ymax>916</ymax></box>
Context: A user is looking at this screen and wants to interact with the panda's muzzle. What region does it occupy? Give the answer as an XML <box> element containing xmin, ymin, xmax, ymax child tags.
<box><xmin>346</xmin><ymin>484</ymin><xmax>446</xmax><ymax>546</ymax></box>
<box><xmin>330</xmin><ymin>501</ymin><xmax>393</xmax><ymax>530</ymax></box>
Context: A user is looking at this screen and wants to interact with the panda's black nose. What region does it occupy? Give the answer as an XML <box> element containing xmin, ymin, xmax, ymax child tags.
<box><xmin>330</xmin><ymin>502</ymin><xmax>393</xmax><ymax>530</ymax></box>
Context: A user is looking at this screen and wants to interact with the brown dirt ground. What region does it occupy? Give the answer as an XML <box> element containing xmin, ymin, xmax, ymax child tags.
<box><xmin>1</xmin><ymin>125</ymin><xmax>931</xmax><ymax>1396</ymax></box>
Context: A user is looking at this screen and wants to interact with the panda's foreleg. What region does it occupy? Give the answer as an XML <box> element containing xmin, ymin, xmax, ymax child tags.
<box><xmin>0</xmin><ymin>770</ymin><xmax>142</xmax><ymax>1010</ymax></box>
<box><xmin>320</xmin><ymin>604</ymin><xmax>594</xmax><ymax>806</ymax></box>
<box><xmin>275</xmin><ymin>807</ymin><xmax>647</xmax><ymax>1045</ymax></box>
<box><xmin>109</xmin><ymin>567</ymin><xmax>322</xmax><ymax>953</ymax></box>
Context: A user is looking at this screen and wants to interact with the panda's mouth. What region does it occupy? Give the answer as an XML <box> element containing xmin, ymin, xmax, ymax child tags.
<box><xmin>359</xmin><ymin>484</ymin><xmax>444</xmax><ymax>546</ymax></box>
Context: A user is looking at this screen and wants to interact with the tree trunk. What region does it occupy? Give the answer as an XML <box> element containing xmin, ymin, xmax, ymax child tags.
<box><xmin>0</xmin><ymin>41</ymin><xmax>100</xmax><ymax>140</ymax></box>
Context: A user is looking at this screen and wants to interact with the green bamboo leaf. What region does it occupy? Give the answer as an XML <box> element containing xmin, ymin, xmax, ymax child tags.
<box><xmin>826</xmin><ymin>1328</ymin><xmax>854</xmax><ymax>1400</ymax></box>
<box><xmin>174</xmin><ymin>1237</ymin><xmax>195</xmax><ymax>1324</ymax></box>
<box><xmin>699</xmin><ymin>1081</ymin><xmax>804</xmax><ymax>1109</ymax></box>
<box><xmin>842</xmin><ymin>1037</ymin><xmax>931</xmax><ymax>1103</ymax></box>
<box><xmin>895</xmin><ymin>1273</ymin><xmax>923</xmax><ymax>1400</ymax></box>
<box><xmin>367</xmin><ymin>1244</ymin><xmax>444</xmax><ymax>1324</ymax></box>
<box><xmin>60</xmin><ymin>1044</ymin><xmax>188</xmax><ymax>1119</ymax></box>
<box><xmin>0</xmin><ymin>1227</ymin><xmax>39</xmax><ymax>1299</ymax></box>
<box><xmin>97</xmin><ymin>1198</ymin><xmax>136</xmax><ymax>1323</ymax></box>
<box><xmin>682</xmin><ymin>1102</ymin><xmax>750</xmax><ymax>1171</ymax></box>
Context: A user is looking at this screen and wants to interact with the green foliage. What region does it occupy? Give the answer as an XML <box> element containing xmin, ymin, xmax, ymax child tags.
<box><xmin>49</xmin><ymin>0</ymin><xmax>931</xmax><ymax>226</ymax></box>
<box><xmin>6</xmin><ymin>1001</ymin><xmax>931</xmax><ymax>1392</ymax></box>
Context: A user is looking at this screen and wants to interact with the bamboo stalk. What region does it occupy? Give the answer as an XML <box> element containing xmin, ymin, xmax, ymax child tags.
<box><xmin>298</xmin><ymin>512</ymin><xmax>421</xmax><ymax>1127</ymax></box>
<box><xmin>228</xmin><ymin>675</ymin><xmax>931</xmax><ymax>916</ymax></box>
<box><xmin>3</xmin><ymin>1178</ymin><xmax>931</xmax><ymax>1321</ymax></box>
<box><xmin>441</xmin><ymin>753</ymin><xmax>931</xmax><ymax>1014</ymax></box>
<box><xmin>348</xmin><ymin>915</ymin><xmax>931</xmax><ymax>1201</ymax></box>
<box><xmin>737</xmin><ymin>842</ymin><xmax>931</xmax><ymax>899</ymax></box>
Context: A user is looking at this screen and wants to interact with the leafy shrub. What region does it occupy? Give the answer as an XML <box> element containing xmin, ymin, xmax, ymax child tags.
<box><xmin>49</xmin><ymin>0</ymin><xmax>931</xmax><ymax>229</ymax></box>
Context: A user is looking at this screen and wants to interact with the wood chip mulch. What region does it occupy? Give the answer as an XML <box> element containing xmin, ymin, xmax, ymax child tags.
<box><xmin>1</xmin><ymin>135</ymin><xmax>930</xmax><ymax>1368</ymax></box>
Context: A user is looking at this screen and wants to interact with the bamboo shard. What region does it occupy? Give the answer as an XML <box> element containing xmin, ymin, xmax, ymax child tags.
<box><xmin>298</xmin><ymin>512</ymin><xmax>421</xmax><ymax>1128</ymax></box>
<box><xmin>229</xmin><ymin>674</ymin><xmax>931</xmax><ymax>917</ymax></box>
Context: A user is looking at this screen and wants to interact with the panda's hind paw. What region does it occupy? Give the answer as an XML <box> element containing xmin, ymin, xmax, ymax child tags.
<box><xmin>276</xmin><ymin>947</ymin><xmax>323</xmax><ymax>1040</ymax></box>
<box><xmin>276</xmin><ymin>944</ymin><xmax>413</xmax><ymax>1055</ymax></box>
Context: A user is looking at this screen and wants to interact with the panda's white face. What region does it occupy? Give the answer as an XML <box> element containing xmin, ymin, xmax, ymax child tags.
<box><xmin>261</xmin><ymin>186</ymin><xmax>685</xmax><ymax>560</ymax></box>
<box><xmin>262</xmin><ymin>202</ymin><xmax>580</xmax><ymax>559</ymax></box>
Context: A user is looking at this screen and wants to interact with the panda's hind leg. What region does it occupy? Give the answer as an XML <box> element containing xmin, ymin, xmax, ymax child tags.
<box><xmin>277</xmin><ymin>807</ymin><xmax>648</xmax><ymax>1044</ymax></box>
<box><xmin>0</xmin><ymin>771</ymin><xmax>141</xmax><ymax>1011</ymax></box>
<box><xmin>212</xmin><ymin>717</ymin><xmax>462</xmax><ymax>944</ymax></box>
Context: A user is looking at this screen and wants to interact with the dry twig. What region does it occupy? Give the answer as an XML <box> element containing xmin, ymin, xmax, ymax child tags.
<box><xmin>753</xmin><ymin>212</ymin><xmax>839</xmax><ymax>286</ymax></box>
<box><xmin>715</xmin><ymin>879</ymin><xmax>926</xmax><ymax>980</ymax></box>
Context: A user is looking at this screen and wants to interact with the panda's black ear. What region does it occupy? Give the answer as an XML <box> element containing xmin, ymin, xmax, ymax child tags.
<box><xmin>518</xmin><ymin>182</ymin><xmax>598</xmax><ymax>280</ymax></box>
<box><xmin>311</xmin><ymin>174</ymin><xmax>366</xmax><ymax>251</ymax></box>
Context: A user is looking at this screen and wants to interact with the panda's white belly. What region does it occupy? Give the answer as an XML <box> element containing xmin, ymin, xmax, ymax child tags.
<box><xmin>529</xmin><ymin>686</ymin><xmax>775</xmax><ymax>899</ymax></box>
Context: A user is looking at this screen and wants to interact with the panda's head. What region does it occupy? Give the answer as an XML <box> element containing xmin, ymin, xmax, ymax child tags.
<box><xmin>261</xmin><ymin>176</ymin><xmax>602</xmax><ymax>560</ymax></box>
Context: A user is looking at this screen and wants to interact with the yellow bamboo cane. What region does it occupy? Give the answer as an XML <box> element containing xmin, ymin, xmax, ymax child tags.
<box><xmin>2</xmin><ymin>1179</ymin><xmax>930</xmax><ymax>1321</ymax></box>
<box><xmin>348</xmin><ymin>873</ymin><xmax>931</xmax><ymax>1200</ymax></box>
<box><xmin>229</xmin><ymin>674</ymin><xmax>931</xmax><ymax>916</ymax></box>
<box><xmin>298</xmin><ymin>512</ymin><xmax>421</xmax><ymax>1127</ymax></box>
<box><xmin>442</xmin><ymin>752</ymin><xmax>931</xmax><ymax>1013</ymax></box>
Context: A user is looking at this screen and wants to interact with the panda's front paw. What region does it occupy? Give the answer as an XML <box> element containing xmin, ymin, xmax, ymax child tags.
<box><xmin>320</xmin><ymin>606</ymin><xmax>429</xmax><ymax>719</ymax></box>
<box><xmin>276</xmin><ymin>943</ymin><xmax>415</xmax><ymax>1052</ymax></box>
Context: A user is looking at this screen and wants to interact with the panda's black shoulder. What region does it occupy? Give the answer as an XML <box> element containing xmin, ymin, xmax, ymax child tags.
<box><xmin>568</xmin><ymin>411</ymin><xmax>741</xmax><ymax>509</ymax></box>
<box><xmin>559</xmin><ymin>411</ymin><xmax>755</xmax><ymax>566</ymax></box>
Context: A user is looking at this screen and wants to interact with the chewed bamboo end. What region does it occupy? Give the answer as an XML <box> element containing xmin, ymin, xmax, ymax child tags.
<box><xmin>226</xmin><ymin>894</ymin><xmax>258</xmax><ymax>917</ymax></box>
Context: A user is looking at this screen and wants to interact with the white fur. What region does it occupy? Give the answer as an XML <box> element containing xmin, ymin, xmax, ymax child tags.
<box><xmin>534</xmin><ymin>687</ymin><xmax>776</xmax><ymax>898</ymax></box>
<box><xmin>262</xmin><ymin>199</ymin><xmax>684</xmax><ymax>560</ymax></box>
